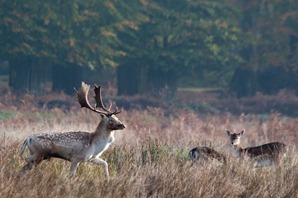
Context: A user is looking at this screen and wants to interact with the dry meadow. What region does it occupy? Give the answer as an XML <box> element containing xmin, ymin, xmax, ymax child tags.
<box><xmin>0</xmin><ymin>91</ymin><xmax>298</xmax><ymax>198</ymax></box>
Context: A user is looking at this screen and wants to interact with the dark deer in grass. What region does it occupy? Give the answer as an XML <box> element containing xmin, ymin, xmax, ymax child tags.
<box><xmin>226</xmin><ymin>130</ymin><xmax>286</xmax><ymax>166</ymax></box>
<box><xmin>19</xmin><ymin>82</ymin><xmax>125</xmax><ymax>178</ymax></box>
<box><xmin>189</xmin><ymin>146</ymin><xmax>226</xmax><ymax>164</ymax></box>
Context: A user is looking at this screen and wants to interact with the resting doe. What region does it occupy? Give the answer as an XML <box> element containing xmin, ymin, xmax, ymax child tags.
<box><xmin>226</xmin><ymin>129</ymin><xmax>286</xmax><ymax>166</ymax></box>
<box><xmin>189</xmin><ymin>146</ymin><xmax>226</xmax><ymax>164</ymax></box>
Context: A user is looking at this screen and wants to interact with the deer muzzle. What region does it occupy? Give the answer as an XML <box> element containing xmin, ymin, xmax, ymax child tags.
<box><xmin>119</xmin><ymin>123</ymin><xmax>126</xmax><ymax>130</ymax></box>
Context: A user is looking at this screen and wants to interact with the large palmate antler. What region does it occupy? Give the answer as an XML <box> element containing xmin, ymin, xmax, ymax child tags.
<box><xmin>93</xmin><ymin>84</ymin><xmax>122</xmax><ymax>115</ymax></box>
<box><xmin>75</xmin><ymin>82</ymin><xmax>122</xmax><ymax>115</ymax></box>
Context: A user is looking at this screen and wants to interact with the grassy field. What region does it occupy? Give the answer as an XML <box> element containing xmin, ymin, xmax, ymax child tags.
<box><xmin>0</xmin><ymin>94</ymin><xmax>298</xmax><ymax>197</ymax></box>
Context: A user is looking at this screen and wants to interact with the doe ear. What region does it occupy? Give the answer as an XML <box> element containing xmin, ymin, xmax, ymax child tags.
<box><xmin>226</xmin><ymin>130</ymin><xmax>231</xmax><ymax>136</ymax></box>
<box><xmin>239</xmin><ymin>129</ymin><xmax>245</xmax><ymax>136</ymax></box>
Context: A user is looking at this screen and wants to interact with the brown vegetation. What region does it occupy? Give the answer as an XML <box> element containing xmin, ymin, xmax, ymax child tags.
<box><xmin>0</xmin><ymin>91</ymin><xmax>298</xmax><ymax>197</ymax></box>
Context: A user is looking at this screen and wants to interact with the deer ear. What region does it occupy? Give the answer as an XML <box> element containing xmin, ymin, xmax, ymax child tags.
<box><xmin>226</xmin><ymin>130</ymin><xmax>231</xmax><ymax>136</ymax></box>
<box><xmin>240</xmin><ymin>130</ymin><xmax>245</xmax><ymax>136</ymax></box>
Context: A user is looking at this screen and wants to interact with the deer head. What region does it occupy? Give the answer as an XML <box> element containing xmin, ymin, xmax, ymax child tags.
<box><xmin>226</xmin><ymin>130</ymin><xmax>244</xmax><ymax>146</ymax></box>
<box><xmin>75</xmin><ymin>82</ymin><xmax>125</xmax><ymax>131</ymax></box>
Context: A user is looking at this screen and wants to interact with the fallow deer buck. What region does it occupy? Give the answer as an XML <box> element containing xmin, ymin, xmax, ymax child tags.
<box><xmin>189</xmin><ymin>146</ymin><xmax>226</xmax><ymax>164</ymax></box>
<box><xmin>226</xmin><ymin>130</ymin><xmax>286</xmax><ymax>166</ymax></box>
<box><xmin>19</xmin><ymin>82</ymin><xmax>126</xmax><ymax>179</ymax></box>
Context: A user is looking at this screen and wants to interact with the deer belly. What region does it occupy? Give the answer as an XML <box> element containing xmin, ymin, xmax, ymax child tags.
<box><xmin>46</xmin><ymin>141</ymin><xmax>91</xmax><ymax>161</ymax></box>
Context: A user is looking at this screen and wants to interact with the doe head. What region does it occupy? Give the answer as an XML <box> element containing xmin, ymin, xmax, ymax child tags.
<box><xmin>226</xmin><ymin>130</ymin><xmax>244</xmax><ymax>145</ymax></box>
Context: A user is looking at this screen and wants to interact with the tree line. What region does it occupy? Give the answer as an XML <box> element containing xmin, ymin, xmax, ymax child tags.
<box><xmin>1</xmin><ymin>0</ymin><xmax>298</xmax><ymax>96</ymax></box>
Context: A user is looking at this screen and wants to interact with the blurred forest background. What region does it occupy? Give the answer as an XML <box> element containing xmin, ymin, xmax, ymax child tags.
<box><xmin>1</xmin><ymin>0</ymin><xmax>298</xmax><ymax>114</ymax></box>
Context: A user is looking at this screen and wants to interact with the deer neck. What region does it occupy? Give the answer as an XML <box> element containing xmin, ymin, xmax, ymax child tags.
<box><xmin>231</xmin><ymin>144</ymin><xmax>244</xmax><ymax>158</ymax></box>
<box><xmin>93</xmin><ymin>121</ymin><xmax>113</xmax><ymax>139</ymax></box>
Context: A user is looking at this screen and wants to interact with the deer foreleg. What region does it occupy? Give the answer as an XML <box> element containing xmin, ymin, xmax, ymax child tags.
<box><xmin>70</xmin><ymin>161</ymin><xmax>80</xmax><ymax>176</ymax></box>
<box><xmin>90</xmin><ymin>158</ymin><xmax>109</xmax><ymax>179</ymax></box>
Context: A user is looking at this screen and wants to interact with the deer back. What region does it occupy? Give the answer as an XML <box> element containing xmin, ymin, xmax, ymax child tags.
<box><xmin>25</xmin><ymin>132</ymin><xmax>94</xmax><ymax>161</ymax></box>
<box><xmin>243</xmin><ymin>142</ymin><xmax>286</xmax><ymax>158</ymax></box>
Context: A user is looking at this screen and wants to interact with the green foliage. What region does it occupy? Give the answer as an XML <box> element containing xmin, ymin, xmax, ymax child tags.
<box><xmin>236</xmin><ymin>0</ymin><xmax>298</xmax><ymax>71</ymax></box>
<box><xmin>116</xmin><ymin>0</ymin><xmax>243</xmax><ymax>75</ymax></box>
<box><xmin>114</xmin><ymin>0</ymin><xmax>245</xmax><ymax>93</ymax></box>
<box><xmin>2</xmin><ymin>0</ymin><xmax>298</xmax><ymax>93</ymax></box>
<box><xmin>0</xmin><ymin>0</ymin><xmax>141</xmax><ymax>68</ymax></box>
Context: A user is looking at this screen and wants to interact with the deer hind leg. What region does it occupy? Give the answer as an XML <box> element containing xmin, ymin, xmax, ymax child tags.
<box><xmin>90</xmin><ymin>158</ymin><xmax>109</xmax><ymax>179</ymax></box>
<box><xmin>69</xmin><ymin>160</ymin><xmax>80</xmax><ymax>177</ymax></box>
<box><xmin>20</xmin><ymin>154</ymin><xmax>42</xmax><ymax>174</ymax></box>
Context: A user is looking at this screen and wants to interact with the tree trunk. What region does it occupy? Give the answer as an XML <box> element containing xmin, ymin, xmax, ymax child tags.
<box><xmin>52</xmin><ymin>64</ymin><xmax>83</xmax><ymax>95</ymax></box>
<box><xmin>230</xmin><ymin>67</ymin><xmax>298</xmax><ymax>97</ymax></box>
<box><xmin>229</xmin><ymin>67</ymin><xmax>260</xmax><ymax>97</ymax></box>
<box><xmin>9</xmin><ymin>59</ymin><xmax>30</xmax><ymax>94</ymax></box>
<box><xmin>148</xmin><ymin>67</ymin><xmax>177</xmax><ymax>98</ymax></box>
<box><xmin>117</xmin><ymin>64</ymin><xmax>148</xmax><ymax>95</ymax></box>
<box><xmin>9</xmin><ymin>57</ymin><xmax>51</xmax><ymax>95</ymax></box>
<box><xmin>117</xmin><ymin>63</ymin><xmax>178</xmax><ymax>98</ymax></box>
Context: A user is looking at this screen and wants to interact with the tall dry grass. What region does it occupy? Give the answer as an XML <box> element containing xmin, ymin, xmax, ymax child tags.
<box><xmin>0</xmin><ymin>105</ymin><xmax>298</xmax><ymax>197</ymax></box>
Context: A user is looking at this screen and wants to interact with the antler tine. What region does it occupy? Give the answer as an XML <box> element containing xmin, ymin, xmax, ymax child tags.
<box><xmin>112</xmin><ymin>107</ymin><xmax>123</xmax><ymax>115</ymax></box>
<box><xmin>108</xmin><ymin>101</ymin><xmax>113</xmax><ymax>111</ymax></box>
<box><xmin>75</xmin><ymin>82</ymin><xmax>108</xmax><ymax>114</ymax></box>
<box><xmin>94</xmin><ymin>84</ymin><xmax>122</xmax><ymax>115</ymax></box>
<box><xmin>94</xmin><ymin>84</ymin><xmax>112</xmax><ymax>114</ymax></box>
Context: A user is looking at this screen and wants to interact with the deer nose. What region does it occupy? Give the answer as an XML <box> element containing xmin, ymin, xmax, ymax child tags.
<box><xmin>110</xmin><ymin>123</ymin><xmax>126</xmax><ymax>131</ymax></box>
<box><xmin>119</xmin><ymin>123</ymin><xmax>126</xmax><ymax>129</ymax></box>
